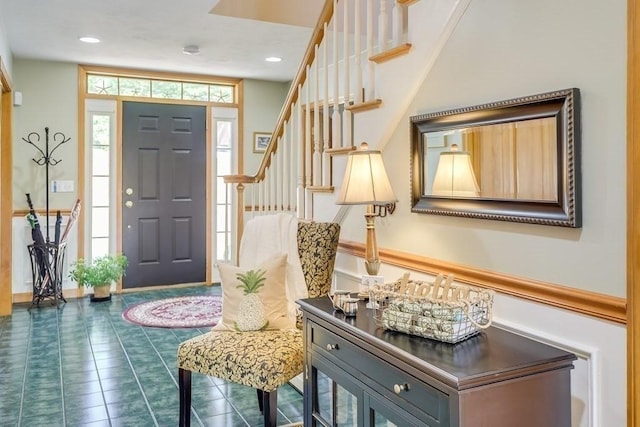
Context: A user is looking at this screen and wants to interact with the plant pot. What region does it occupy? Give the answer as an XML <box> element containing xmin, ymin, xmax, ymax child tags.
<box><xmin>90</xmin><ymin>285</ymin><xmax>111</xmax><ymax>302</ymax></box>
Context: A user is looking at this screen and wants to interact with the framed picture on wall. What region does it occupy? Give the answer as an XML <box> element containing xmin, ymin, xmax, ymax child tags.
<box><xmin>253</xmin><ymin>132</ymin><xmax>271</xmax><ymax>153</ymax></box>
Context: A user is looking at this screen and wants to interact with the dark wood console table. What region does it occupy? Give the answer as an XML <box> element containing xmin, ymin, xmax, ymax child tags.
<box><xmin>299</xmin><ymin>297</ymin><xmax>576</xmax><ymax>427</ymax></box>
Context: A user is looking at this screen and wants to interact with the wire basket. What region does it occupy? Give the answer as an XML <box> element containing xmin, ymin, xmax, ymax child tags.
<box><xmin>370</xmin><ymin>274</ymin><xmax>494</xmax><ymax>344</ymax></box>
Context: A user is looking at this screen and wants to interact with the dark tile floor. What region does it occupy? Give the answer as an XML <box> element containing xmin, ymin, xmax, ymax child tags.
<box><xmin>0</xmin><ymin>285</ymin><xmax>303</xmax><ymax>427</ymax></box>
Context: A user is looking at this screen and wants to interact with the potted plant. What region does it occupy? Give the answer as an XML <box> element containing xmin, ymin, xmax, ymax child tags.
<box><xmin>69</xmin><ymin>254</ymin><xmax>128</xmax><ymax>302</ymax></box>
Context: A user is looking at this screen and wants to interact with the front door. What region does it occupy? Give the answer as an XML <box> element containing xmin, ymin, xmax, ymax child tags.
<box><xmin>122</xmin><ymin>102</ymin><xmax>206</xmax><ymax>288</ymax></box>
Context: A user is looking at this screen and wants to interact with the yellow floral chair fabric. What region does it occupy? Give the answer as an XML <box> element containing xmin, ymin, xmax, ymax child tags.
<box><xmin>177</xmin><ymin>221</ymin><xmax>340</xmax><ymax>427</ymax></box>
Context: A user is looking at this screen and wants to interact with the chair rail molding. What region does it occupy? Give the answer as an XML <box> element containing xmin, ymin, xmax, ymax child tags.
<box><xmin>338</xmin><ymin>240</ymin><xmax>626</xmax><ymax>324</ymax></box>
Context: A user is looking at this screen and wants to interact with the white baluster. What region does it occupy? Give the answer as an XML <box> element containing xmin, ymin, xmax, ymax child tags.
<box><xmin>366</xmin><ymin>0</ymin><xmax>376</xmax><ymax>101</ymax></box>
<box><xmin>258</xmin><ymin>178</ymin><xmax>264</xmax><ymax>213</ymax></box>
<box><xmin>262</xmin><ymin>171</ymin><xmax>267</xmax><ymax>212</ymax></box>
<box><xmin>392</xmin><ymin>0</ymin><xmax>404</xmax><ymax>46</ymax></box>
<box><xmin>290</xmin><ymin>104</ymin><xmax>298</xmax><ymax>214</ymax></box>
<box><xmin>276</xmin><ymin>149</ymin><xmax>281</xmax><ymax>211</ymax></box>
<box><xmin>355</xmin><ymin>0</ymin><xmax>363</xmax><ymax>104</ymax></box>
<box><xmin>267</xmin><ymin>170</ymin><xmax>272</xmax><ymax>212</ymax></box>
<box><xmin>304</xmin><ymin>72</ymin><xmax>312</xmax><ymax>192</ymax></box>
<box><xmin>279</xmin><ymin>140</ymin><xmax>284</xmax><ymax>212</ymax></box>
<box><xmin>313</xmin><ymin>45</ymin><xmax>321</xmax><ymax>187</ymax></box>
<box><xmin>378</xmin><ymin>0</ymin><xmax>389</xmax><ymax>52</ymax></box>
<box><xmin>305</xmin><ymin>186</ymin><xmax>313</xmax><ymax>220</ymax></box>
<box><xmin>249</xmin><ymin>182</ymin><xmax>255</xmax><ymax>218</ymax></box>
<box><xmin>323</xmin><ymin>22</ymin><xmax>331</xmax><ymax>187</ymax></box>
<box><xmin>343</xmin><ymin>0</ymin><xmax>352</xmax><ymax>148</ymax></box>
<box><xmin>282</xmin><ymin>123</ymin><xmax>289</xmax><ymax>212</ymax></box>
<box><xmin>272</xmin><ymin>158</ymin><xmax>277</xmax><ymax>212</ymax></box>
<box><xmin>296</xmin><ymin>84</ymin><xmax>305</xmax><ymax>218</ymax></box>
<box><xmin>343</xmin><ymin>0</ymin><xmax>350</xmax><ymax>107</ymax></box>
<box><xmin>332</xmin><ymin>0</ymin><xmax>342</xmax><ymax>148</ymax></box>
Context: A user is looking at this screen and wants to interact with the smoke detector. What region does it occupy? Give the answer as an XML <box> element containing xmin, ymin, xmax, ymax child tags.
<box><xmin>182</xmin><ymin>45</ymin><xmax>200</xmax><ymax>55</ymax></box>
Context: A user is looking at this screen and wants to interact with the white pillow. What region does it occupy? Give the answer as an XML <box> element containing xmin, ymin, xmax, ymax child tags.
<box><xmin>213</xmin><ymin>254</ymin><xmax>295</xmax><ymax>331</ymax></box>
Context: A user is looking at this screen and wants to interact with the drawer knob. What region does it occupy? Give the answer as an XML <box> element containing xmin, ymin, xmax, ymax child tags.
<box><xmin>393</xmin><ymin>383</ymin><xmax>410</xmax><ymax>394</ymax></box>
<box><xmin>326</xmin><ymin>343</ymin><xmax>339</xmax><ymax>351</ymax></box>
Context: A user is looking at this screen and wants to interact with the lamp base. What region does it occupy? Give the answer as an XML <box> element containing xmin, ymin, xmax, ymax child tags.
<box><xmin>364</xmin><ymin>208</ymin><xmax>380</xmax><ymax>276</ymax></box>
<box><xmin>364</xmin><ymin>259</ymin><xmax>380</xmax><ymax>276</ymax></box>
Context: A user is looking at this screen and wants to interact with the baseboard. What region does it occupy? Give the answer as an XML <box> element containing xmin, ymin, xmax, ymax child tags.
<box><xmin>13</xmin><ymin>288</ymin><xmax>81</xmax><ymax>303</ymax></box>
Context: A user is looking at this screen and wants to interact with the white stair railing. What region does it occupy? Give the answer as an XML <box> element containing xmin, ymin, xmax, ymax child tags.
<box><xmin>225</xmin><ymin>0</ymin><xmax>412</xmax><ymax>250</ymax></box>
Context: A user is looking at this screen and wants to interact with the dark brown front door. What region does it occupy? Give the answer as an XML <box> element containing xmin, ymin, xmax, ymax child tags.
<box><xmin>122</xmin><ymin>102</ymin><xmax>206</xmax><ymax>288</ymax></box>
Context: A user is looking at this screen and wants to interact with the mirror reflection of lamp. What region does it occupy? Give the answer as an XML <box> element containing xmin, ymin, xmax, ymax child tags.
<box><xmin>336</xmin><ymin>142</ymin><xmax>397</xmax><ymax>276</ymax></box>
<box><xmin>432</xmin><ymin>144</ymin><xmax>480</xmax><ymax>197</ymax></box>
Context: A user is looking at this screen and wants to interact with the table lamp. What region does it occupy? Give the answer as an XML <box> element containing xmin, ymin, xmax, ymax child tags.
<box><xmin>336</xmin><ymin>142</ymin><xmax>397</xmax><ymax>276</ymax></box>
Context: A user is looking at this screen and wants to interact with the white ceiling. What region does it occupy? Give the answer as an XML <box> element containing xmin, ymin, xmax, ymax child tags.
<box><xmin>0</xmin><ymin>0</ymin><xmax>323</xmax><ymax>82</ymax></box>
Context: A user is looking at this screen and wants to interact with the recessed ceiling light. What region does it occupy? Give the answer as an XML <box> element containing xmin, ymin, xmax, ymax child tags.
<box><xmin>183</xmin><ymin>45</ymin><xmax>200</xmax><ymax>55</ymax></box>
<box><xmin>265</xmin><ymin>57</ymin><xmax>282</xmax><ymax>63</ymax></box>
<box><xmin>79</xmin><ymin>36</ymin><xmax>100</xmax><ymax>44</ymax></box>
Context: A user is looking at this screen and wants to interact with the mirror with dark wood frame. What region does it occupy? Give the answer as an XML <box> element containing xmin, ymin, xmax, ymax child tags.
<box><xmin>410</xmin><ymin>88</ymin><xmax>581</xmax><ymax>227</ymax></box>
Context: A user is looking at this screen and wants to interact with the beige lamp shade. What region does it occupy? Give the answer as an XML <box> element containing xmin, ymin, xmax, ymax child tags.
<box><xmin>432</xmin><ymin>144</ymin><xmax>479</xmax><ymax>197</ymax></box>
<box><xmin>336</xmin><ymin>143</ymin><xmax>397</xmax><ymax>205</ymax></box>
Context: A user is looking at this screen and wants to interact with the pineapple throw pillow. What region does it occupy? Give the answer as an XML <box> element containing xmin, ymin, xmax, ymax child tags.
<box><xmin>213</xmin><ymin>254</ymin><xmax>295</xmax><ymax>331</ymax></box>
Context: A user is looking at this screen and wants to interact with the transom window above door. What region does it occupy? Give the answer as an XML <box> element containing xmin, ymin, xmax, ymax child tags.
<box><xmin>86</xmin><ymin>73</ymin><xmax>236</xmax><ymax>103</ymax></box>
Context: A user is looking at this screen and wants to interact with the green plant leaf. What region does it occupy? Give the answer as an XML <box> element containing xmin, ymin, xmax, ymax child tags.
<box><xmin>235</xmin><ymin>268</ymin><xmax>267</xmax><ymax>295</ymax></box>
<box><xmin>68</xmin><ymin>254</ymin><xmax>128</xmax><ymax>288</ymax></box>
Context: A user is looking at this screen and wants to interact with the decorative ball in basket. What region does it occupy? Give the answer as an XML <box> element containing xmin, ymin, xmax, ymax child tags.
<box><xmin>369</xmin><ymin>273</ymin><xmax>494</xmax><ymax>344</ymax></box>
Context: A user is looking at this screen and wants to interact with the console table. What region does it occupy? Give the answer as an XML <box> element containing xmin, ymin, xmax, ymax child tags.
<box><xmin>299</xmin><ymin>297</ymin><xmax>576</xmax><ymax>427</ymax></box>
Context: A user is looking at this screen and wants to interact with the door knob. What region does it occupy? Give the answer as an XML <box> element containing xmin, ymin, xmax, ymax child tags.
<box><xmin>125</xmin><ymin>201</ymin><xmax>133</xmax><ymax>208</ymax></box>
<box><xmin>125</xmin><ymin>188</ymin><xmax>133</xmax><ymax>195</ymax></box>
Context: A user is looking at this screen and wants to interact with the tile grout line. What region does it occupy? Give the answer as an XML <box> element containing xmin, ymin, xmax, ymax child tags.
<box><xmin>55</xmin><ymin>305</ymin><xmax>67</xmax><ymax>427</ymax></box>
<box><xmin>17</xmin><ymin>310</ymin><xmax>34</xmax><ymax>426</ymax></box>
<box><xmin>105</xmin><ymin>303</ymin><xmax>162</xmax><ymax>427</ymax></box>
<box><xmin>78</xmin><ymin>301</ymin><xmax>114</xmax><ymax>427</ymax></box>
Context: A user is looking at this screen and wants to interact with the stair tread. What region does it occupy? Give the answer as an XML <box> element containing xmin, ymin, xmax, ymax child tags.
<box><xmin>325</xmin><ymin>146</ymin><xmax>357</xmax><ymax>155</ymax></box>
<box><xmin>345</xmin><ymin>99</ymin><xmax>383</xmax><ymax>113</ymax></box>
<box><xmin>370</xmin><ymin>43</ymin><xmax>412</xmax><ymax>64</ymax></box>
<box><xmin>307</xmin><ymin>186</ymin><xmax>334</xmax><ymax>193</ymax></box>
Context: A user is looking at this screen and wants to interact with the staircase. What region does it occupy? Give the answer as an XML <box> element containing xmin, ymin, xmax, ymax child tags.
<box><xmin>224</xmin><ymin>0</ymin><xmax>472</xmax><ymax>253</ymax></box>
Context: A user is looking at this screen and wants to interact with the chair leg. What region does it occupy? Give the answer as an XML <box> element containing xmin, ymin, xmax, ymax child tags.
<box><xmin>179</xmin><ymin>368</ymin><xmax>192</xmax><ymax>427</ymax></box>
<box><xmin>256</xmin><ymin>388</ymin><xmax>264</xmax><ymax>413</ymax></box>
<box><xmin>261</xmin><ymin>389</ymin><xmax>278</xmax><ymax>427</ymax></box>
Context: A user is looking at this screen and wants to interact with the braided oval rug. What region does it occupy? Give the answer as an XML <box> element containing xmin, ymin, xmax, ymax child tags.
<box><xmin>122</xmin><ymin>295</ymin><xmax>222</xmax><ymax>328</ymax></box>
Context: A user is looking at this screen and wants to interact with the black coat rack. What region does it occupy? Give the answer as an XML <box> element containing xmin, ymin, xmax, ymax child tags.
<box><xmin>23</xmin><ymin>127</ymin><xmax>70</xmax><ymax>307</ymax></box>
<box><xmin>23</xmin><ymin>127</ymin><xmax>69</xmax><ymax>242</ymax></box>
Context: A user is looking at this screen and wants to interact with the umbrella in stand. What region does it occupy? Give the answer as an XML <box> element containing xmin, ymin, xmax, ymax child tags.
<box><xmin>25</xmin><ymin>193</ymin><xmax>49</xmax><ymax>292</ymax></box>
<box><xmin>25</xmin><ymin>193</ymin><xmax>45</xmax><ymax>246</ymax></box>
<box><xmin>54</xmin><ymin>210</ymin><xmax>62</xmax><ymax>245</ymax></box>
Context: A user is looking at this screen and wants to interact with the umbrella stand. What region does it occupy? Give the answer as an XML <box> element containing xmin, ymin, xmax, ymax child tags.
<box><xmin>23</xmin><ymin>127</ymin><xmax>72</xmax><ymax>308</ymax></box>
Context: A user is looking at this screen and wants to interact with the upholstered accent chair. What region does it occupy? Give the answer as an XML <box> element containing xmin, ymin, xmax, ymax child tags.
<box><xmin>177</xmin><ymin>220</ymin><xmax>340</xmax><ymax>427</ymax></box>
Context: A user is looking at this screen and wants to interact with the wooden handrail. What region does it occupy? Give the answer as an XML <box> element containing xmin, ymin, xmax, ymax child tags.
<box><xmin>223</xmin><ymin>0</ymin><xmax>335</xmax><ymax>185</ymax></box>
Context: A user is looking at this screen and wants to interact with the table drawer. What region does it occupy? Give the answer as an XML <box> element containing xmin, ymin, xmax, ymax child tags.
<box><xmin>311</xmin><ymin>319</ymin><xmax>362</xmax><ymax>370</ymax></box>
<box><xmin>310</xmin><ymin>321</ymin><xmax>449</xmax><ymax>425</ymax></box>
